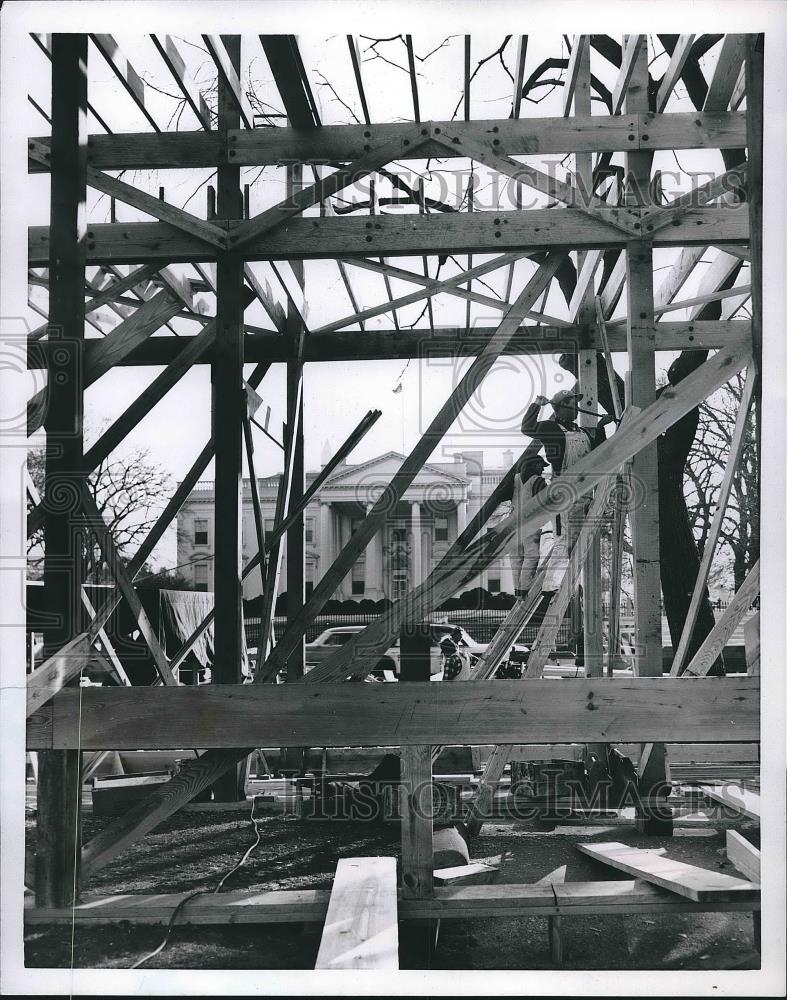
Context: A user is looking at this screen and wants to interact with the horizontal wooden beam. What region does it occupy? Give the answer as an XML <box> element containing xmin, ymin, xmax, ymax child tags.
<box><xmin>24</xmin><ymin>878</ymin><xmax>760</xmax><ymax>926</ymax></box>
<box><xmin>26</xmin><ymin>677</ymin><xmax>759</xmax><ymax>750</ymax></box>
<box><xmin>28</xmin><ymin>208</ymin><xmax>749</xmax><ymax>266</ymax></box>
<box><xmin>28</xmin><ymin>113</ymin><xmax>747</xmax><ymax>173</ymax></box>
<box><xmin>27</xmin><ymin>320</ymin><xmax>750</xmax><ymax>367</ymax></box>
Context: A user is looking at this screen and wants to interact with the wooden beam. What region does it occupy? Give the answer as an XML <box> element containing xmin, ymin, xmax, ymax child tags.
<box><xmin>228</xmin><ymin>127</ymin><xmax>428</xmax><ymax>251</ymax></box>
<box><xmin>464</xmin><ymin>745</ymin><xmax>513</xmax><ymax>838</ymax></box>
<box><xmin>563</xmin><ymin>36</ymin><xmax>590</xmax><ymax>116</ymax></box>
<box><xmin>524</xmin><ymin>480</ymin><xmax>612</xmax><ymax>678</ymax></box>
<box><xmin>669</xmin><ymin>366</ymin><xmax>756</xmax><ymax>675</ymax></box>
<box><xmin>744</xmin><ymin>612</ymin><xmax>760</xmax><ymax>675</ymax></box>
<box><xmin>202</xmin><ymin>34</ymin><xmax>253</xmax><ymax>128</ymax></box>
<box><xmin>574</xmin><ymin>41</ymin><xmax>604</xmax><ymax>685</ymax></box>
<box><xmin>745</xmin><ymin>34</ymin><xmax>763</xmax><ymax>381</ymax></box>
<box><xmin>36</xmin><ymin>33</ymin><xmax>89</xmax><ymax>911</ymax></box>
<box><xmin>701</xmin><ymin>785</ymin><xmax>760</xmax><ymax>823</ymax></box>
<box><xmin>641</xmin><ymin>163</ymin><xmax>747</xmax><ymax>235</ymax></box>
<box><xmin>347</xmin><ymin>36</ymin><xmax>371</xmax><ymax>125</ymax></box>
<box><xmin>655</xmin><ymin>35</ymin><xmax>697</xmax><ymax>112</ymax></box>
<box><xmin>259</xmin><ymin>35</ymin><xmax>321</xmax><ymax>128</ymax></box>
<box><xmin>258</xmin><ymin>255</ymin><xmax>564</xmax><ymax>681</ymax></box>
<box><xmin>254</xmin><ymin>334</ymin><xmax>305</xmax><ymax>678</ymax></box>
<box><xmin>79</xmin><ymin>484</ymin><xmax>177</xmax><ymax>687</ymax></box>
<box><xmin>577</xmin><ymin>842</ymin><xmax>758</xmax><ymax>902</ymax></box>
<box><xmin>25</xmin><ymin>879</ymin><xmax>760</xmax><ymax>926</ymax></box>
<box><xmin>79</xmin><ymin>309</ymin><xmax>231</xmax><ymax>474</ymax></box>
<box><xmin>726</xmin><ymin>830</ymin><xmax>761</xmax><ymax>882</ymax></box>
<box><xmin>28</xmin><ymin>289</ymin><xmax>183</xmax><ymax>435</ymax></box>
<box><xmin>683</xmin><ymin>561</ymin><xmax>760</xmax><ymax>677</ymax></box>
<box><xmin>704</xmin><ymin>35</ymin><xmax>748</xmax><ymax>111</ymax></box>
<box><xmin>28</xmin><ymin>207</ymin><xmax>748</xmax><ymax>266</ymax></box>
<box><xmin>28</xmin><ymin>319</ymin><xmax>749</xmax><ymax>370</ymax></box>
<box><xmin>611</xmin><ymin>35</ymin><xmax>646</xmax><ymax>114</ymax></box>
<box><xmin>399</xmin><ymin>746</ymin><xmax>434</xmax><ymax>899</ymax></box>
<box><xmin>405</xmin><ymin>35</ymin><xmax>420</xmax><ymax>122</ymax></box>
<box><xmin>30</xmin><ymin>112</ymin><xmax>748</xmax><ymax>174</ymax></box>
<box><xmin>512</xmin><ymin>36</ymin><xmax>528</xmax><ymax>119</ymax></box>
<box><xmin>284</xmin><ymin>161</ymin><xmax>307</xmax><ymax>683</ymax></box>
<box><xmin>315</xmin><ymin>858</ymin><xmax>399</xmax><ymax>969</ymax></box>
<box><xmin>150</xmin><ymin>34</ymin><xmax>212</xmax><ymax>130</ymax></box>
<box><xmin>211</xmin><ymin>32</ymin><xmax>245</xmax><ymax>791</ymax></box>
<box><xmin>83</xmin><ymin>262</ymin><xmax>165</xmax><ymax>314</ymax></box>
<box><xmin>317</xmin><ymin>253</ymin><xmax>546</xmax><ymax>334</ymax></box>
<box><xmin>89</xmin><ymin>34</ymin><xmax>161</xmax><ymax>131</ymax></box>
<box><xmin>654</xmin><ymin>246</ymin><xmax>707</xmax><ymax>309</ymax></box>
<box><xmin>28</xmin><ymin>677</ymin><xmax>758</xmax><ymax>752</ymax></box>
<box><xmin>430</xmin><ymin>127</ymin><xmax>640</xmax><ymax>237</ymax></box>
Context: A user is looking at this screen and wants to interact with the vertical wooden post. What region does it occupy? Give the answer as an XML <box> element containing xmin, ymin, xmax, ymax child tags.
<box><xmin>399</xmin><ymin>622</ymin><xmax>431</xmax><ymax>682</ymax></box>
<box><xmin>36</xmin><ymin>33</ymin><xmax>88</xmax><ymax>908</ymax></box>
<box><xmin>283</xmin><ymin>160</ymin><xmax>307</xmax><ymax>775</ymax></box>
<box><xmin>624</xmin><ymin>38</ymin><xmax>671</xmax><ymax>834</ymax></box>
<box><xmin>399</xmin><ymin>745</ymin><xmax>433</xmax><ymax>899</ymax></box>
<box><xmin>211</xmin><ymin>33</ymin><xmax>245</xmax><ymax>800</ymax></box>
<box><xmin>744</xmin><ymin>34</ymin><xmax>763</xmax><ymax>476</ymax></box>
<box><xmin>574</xmin><ymin>37</ymin><xmax>604</xmax><ymax>680</ymax></box>
<box><xmin>285</xmin><ymin>161</ymin><xmax>306</xmax><ymax>682</ymax></box>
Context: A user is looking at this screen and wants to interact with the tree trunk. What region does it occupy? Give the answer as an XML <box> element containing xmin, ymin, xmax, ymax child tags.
<box><xmin>657</xmin><ymin>352</ymin><xmax>724</xmax><ymax>675</ymax></box>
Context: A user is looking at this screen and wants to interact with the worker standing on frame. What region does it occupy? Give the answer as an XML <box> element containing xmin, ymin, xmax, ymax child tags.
<box><xmin>509</xmin><ymin>452</ymin><xmax>551</xmax><ymax>598</ymax></box>
<box><xmin>519</xmin><ymin>387</ymin><xmax>614</xmax><ymax>660</ymax></box>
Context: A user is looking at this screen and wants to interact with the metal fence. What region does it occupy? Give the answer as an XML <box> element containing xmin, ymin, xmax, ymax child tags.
<box><xmin>245</xmin><ymin>611</ymin><xmax>573</xmax><ymax>648</ymax></box>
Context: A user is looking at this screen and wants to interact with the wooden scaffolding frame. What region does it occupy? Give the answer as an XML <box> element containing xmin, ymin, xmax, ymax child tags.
<box><xmin>24</xmin><ymin>31</ymin><xmax>761</xmax><ymax>948</ymax></box>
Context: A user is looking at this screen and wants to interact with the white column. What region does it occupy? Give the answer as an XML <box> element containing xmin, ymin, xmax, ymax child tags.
<box><xmin>318</xmin><ymin>501</ymin><xmax>332</xmax><ymax>586</ymax></box>
<box><xmin>456</xmin><ymin>499</ymin><xmax>468</xmax><ymax>536</ymax></box>
<box><xmin>365</xmin><ymin>502</ymin><xmax>381</xmax><ymax>596</ymax></box>
<box><xmin>410</xmin><ymin>501</ymin><xmax>422</xmax><ymax>587</ymax></box>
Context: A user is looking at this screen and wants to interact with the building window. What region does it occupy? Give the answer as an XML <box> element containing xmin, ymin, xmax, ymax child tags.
<box><xmin>434</xmin><ymin>516</ymin><xmax>449</xmax><ymax>542</ymax></box>
<box><xmin>194</xmin><ymin>518</ymin><xmax>209</xmax><ymax>546</ymax></box>
<box><xmin>488</xmin><ymin>577</ymin><xmax>501</xmax><ymax>593</ymax></box>
<box><xmin>351</xmin><ymin>559</ymin><xmax>365</xmax><ymax>595</ymax></box>
<box><xmin>305</xmin><ymin>519</ymin><xmax>314</xmax><ymax>543</ymax></box>
<box><xmin>194</xmin><ymin>563</ymin><xmax>209</xmax><ymax>592</ymax></box>
<box><xmin>264</xmin><ymin>518</ymin><xmax>275</xmax><ymax>534</ymax></box>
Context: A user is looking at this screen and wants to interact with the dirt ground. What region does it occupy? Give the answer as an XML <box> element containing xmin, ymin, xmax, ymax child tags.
<box><xmin>23</xmin><ymin>799</ymin><xmax>761</xmax><ymax>972</ymax></box>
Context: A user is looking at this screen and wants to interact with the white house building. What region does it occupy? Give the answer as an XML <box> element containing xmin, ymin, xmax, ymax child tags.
<box><xmin>176</xmin><ymin>450</ymin><xmax>520</xmax><ymax>601</ymax></box>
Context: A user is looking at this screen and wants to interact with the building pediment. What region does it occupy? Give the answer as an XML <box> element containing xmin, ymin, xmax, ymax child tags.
<box><xmin>322</xmin><ymin>451</ymin><xmax>470</xmax><ymax>491</ymax></box>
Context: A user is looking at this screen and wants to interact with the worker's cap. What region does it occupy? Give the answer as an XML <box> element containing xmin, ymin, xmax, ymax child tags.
<box><xmin>522</xmin><ymin>453</ymin><xmax>548</xmax><ymax>469</ymax></box>
<box><xmin>440</xmin><ymin>637</ymin><xmax>457</xmax><ymax>652</ymax></box>
<box><xmin>550</xmin><ymin>388</ymin><xmax>581</xmax><ymax>406</ymax></box>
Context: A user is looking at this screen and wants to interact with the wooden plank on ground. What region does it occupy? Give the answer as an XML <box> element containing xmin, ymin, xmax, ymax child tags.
<box><xmin>315</xmin><ymin>857</ymin><xmax>399</xmax><ymax>970</ymax></box>
<box><xmin>433</xmin><ymin>863</ymin><xmax>499</xmax><ymax>887</ymax></box>
<box><xmin>698</xmin><ymin>784</ymin><xmax>760</xmax><ymax>822</ymax></box>
<box><xmin>28</xmin><ymin>677</ymin><xmax>759</xmax><ymax>751</ymax></box>
<box><xmin>577</xmin><ymin>841</ymin><xmax>759</xmax><ymax>902</ymax></box>
<box><xmin>726</xmin><ymin>830</ymin><xmax>761</xmax><ymax>883</ymax></box>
